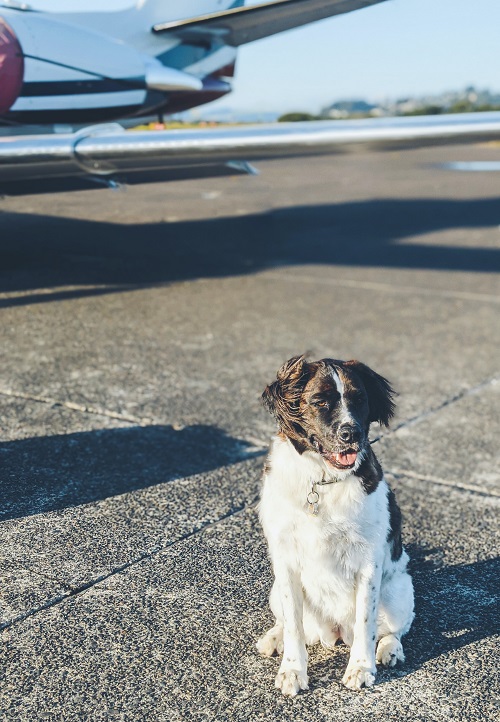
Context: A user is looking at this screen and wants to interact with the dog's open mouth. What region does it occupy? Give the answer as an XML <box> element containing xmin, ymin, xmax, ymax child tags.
<box><xmin>323</xmin><ymin>450</ymin><xmax>358</xmax><ymax>469</ymax></box>
<box><xmin>313</xmin><ymin>439</ymin><xmax>359</xmax><ymax>469</ymax></box>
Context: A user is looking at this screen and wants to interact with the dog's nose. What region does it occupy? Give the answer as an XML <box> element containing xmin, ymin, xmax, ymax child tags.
<box><xmin>338</xmin><ymin>424</ymin><xmax>360</xmax><ymax>444</ymax></box>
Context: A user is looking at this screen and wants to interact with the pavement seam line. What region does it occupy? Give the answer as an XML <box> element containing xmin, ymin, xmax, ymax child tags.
<box><xmin>0</xmin><ymin>376</ymin><xmax>496</xmax><ymax>438</ymax></box>
<box><xmin>370</xmin><ymin>375</ymin><xmax>499</xmax><ymax>444</ymax></box>
<box><xmin>0</xmin><ymin>377</ymin><xmax>496</xmax><ymax>513</ymax></box>
<box><xmin>387</xmin><ymin>468</ymin><xmax>500</xmax><ymax>498</ymax></box>
<box><xmin>262</xmin><ymin>271</ymin><xmax>500</xmax><ymax>304</ymax></box>
<box><xmin>0</xmin><ymin>496</ymin><xmax>259</xmax><ymax>632</ymax></box>
<box><xmin>0</xmin><ymin>284</ymin><xmax>112</xmax><ymax>300</ymax></box>
<box><xmin>13</xmin><ymin>563</ymin><xmax>75</xmax><ymax>591</ymax></box>
<box><xmin>0</xmin><ymin>387</ymin><xmax>153</xmax><ymax>426</ymax></box>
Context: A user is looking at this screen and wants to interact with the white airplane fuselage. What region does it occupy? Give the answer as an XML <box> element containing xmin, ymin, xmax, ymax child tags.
<box><xmin>0</xmin><ymin>1</ymin><xmax>240</xmax><ymax>124</ymax></box>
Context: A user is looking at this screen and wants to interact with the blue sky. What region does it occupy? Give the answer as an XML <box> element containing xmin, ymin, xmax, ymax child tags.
<box><xmin>224</xmin><ymin>0</ymin><xmax>500</xmax><ymax>113</ymax></box>
<box><xmin>31</xmin><ymin>1</ymin><xmax>500</xmax><ymax>113</ymax></box>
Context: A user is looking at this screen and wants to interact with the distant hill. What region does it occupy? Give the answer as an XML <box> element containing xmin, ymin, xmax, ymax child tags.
<box><xmin>174</xmin><ymin>86</ymin><xmax>500</xmax><ymax>124</ymax></box>
<box><xmin>322</xmin><ymin>86</ymin><xmax>500</xmax><ymax>119</ymax></box>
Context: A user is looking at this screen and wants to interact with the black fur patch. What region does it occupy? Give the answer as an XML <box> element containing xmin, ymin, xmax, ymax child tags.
<box><xmin>387</xmin><ymin>488</ymin><xmax>403</xmax><ymax>561</ymax></box>
<box><xmin>288</xmin><ymin>436</ymin><xmax>308</xmax><ymax>455</ymax></box>
<box><xmin>342</xmin><ymin>360</ymin><xmax>397</xmax><ymax>427</ymax></box>
<box><xmin>356</xmin><ymin>446</ymin><xmax>383</xmax><ymax>495</ymax></box>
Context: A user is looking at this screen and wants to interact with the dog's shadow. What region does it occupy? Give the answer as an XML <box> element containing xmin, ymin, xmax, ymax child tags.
<box><xmin>306</xmin><ymin>546</ymin><xmax>499</xmax><ymax>690</ymax></box>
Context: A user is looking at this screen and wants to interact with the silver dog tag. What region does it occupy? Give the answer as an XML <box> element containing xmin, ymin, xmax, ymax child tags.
<box><xmin>307</xmin><ymin>489</ymin><xmax>320</xmax><ymax>515</ymax></box>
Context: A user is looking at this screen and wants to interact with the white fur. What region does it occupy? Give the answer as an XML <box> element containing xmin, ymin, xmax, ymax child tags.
<box><xmin>257</xmin><ymin>435</ymin><xmax>414</xmax><ymax>696</ymax></box>
<box><xmin>331</xmin><ymin>368</ymin><xmax>355</xmax><ymax>427</ymax></box>
<box><xmin>331</xmin><ymin>368</ymin><xmax>344</xmax><ymax>394</ymax></box>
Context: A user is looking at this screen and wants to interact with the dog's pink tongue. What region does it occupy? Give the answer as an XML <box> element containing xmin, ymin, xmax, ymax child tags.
<box><xmin>335</xmin><ymin>452</ymin><xmax>357</xmax><ymax>467</ymax></box>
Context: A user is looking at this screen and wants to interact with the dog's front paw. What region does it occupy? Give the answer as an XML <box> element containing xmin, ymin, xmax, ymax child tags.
<box><xmin>275</xmin><ymin>667</ymin><xmax>309</xmax><ymax>697</ymax></box>
<box><xmin>341</xmin><ymin>664</ymin><xmax>376</xmax><ymax>691</ymax></box>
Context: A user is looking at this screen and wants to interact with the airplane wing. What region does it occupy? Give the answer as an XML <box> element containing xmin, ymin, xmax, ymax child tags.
<box><xmin>153</xmin><ymin>0</ymin><xmax>388</xmax><ymax>46</ymax></box>
<box><xmin>2</xmin><ymin>112</ymin><xmax>500</xmax><ymax>195</ymax></box>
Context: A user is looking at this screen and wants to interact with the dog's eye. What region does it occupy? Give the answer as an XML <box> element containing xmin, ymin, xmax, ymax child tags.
<box><xmin>314</xmin><ymin>399</ymin><xmax>329</xmax><ymax>409</ymax></box>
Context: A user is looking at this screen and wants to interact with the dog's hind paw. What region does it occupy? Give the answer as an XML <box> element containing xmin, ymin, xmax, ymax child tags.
<box><xmin>275</xmin><ymin>668</ymin><xmax>309</xmax><ymax>697</ymax></box>
<box><xmin>376</xmin><ymin>634</ymin><xmax>405</xmax><ymax>667</ymax></box>
<box><xmin>256</xmin><ymin>626</ymin><xmax>283</xmax><ymax>657</ymax></box>
<box><xmin>341</xmin><ymin>664</ymin><xmax>376</xmax><ymax>691</ymax></box>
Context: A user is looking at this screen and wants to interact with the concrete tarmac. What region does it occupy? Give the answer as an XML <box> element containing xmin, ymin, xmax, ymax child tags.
<box><xmin>0</xmin><ymin>143</ymin><xmax>499</xmax><ymax>721</ymax></box>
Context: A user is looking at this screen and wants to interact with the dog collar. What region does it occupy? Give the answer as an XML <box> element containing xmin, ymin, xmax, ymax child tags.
<box><xmin>306</xmin><ymin>474</ymin><xmax>340</xmax><ymax>515</ymax></box>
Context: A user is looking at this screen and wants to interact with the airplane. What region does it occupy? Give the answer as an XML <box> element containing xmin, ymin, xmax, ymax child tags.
<box><xmin>1</xmin><ymin>0</ymin><xmax>500</xmax><ymax>194</ymax></box>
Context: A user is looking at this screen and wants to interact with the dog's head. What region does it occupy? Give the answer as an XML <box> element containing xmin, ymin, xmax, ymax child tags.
<box><xmin>262</xmin><ymin>355</ymin><xmax>396</xmax><ymax>471</ymax></box>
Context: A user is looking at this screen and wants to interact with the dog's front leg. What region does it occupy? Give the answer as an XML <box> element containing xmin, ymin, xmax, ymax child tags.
<box><xmin>342</xmin><ymin>563</ymin><xmax>382</xmax><ymax>690</ymax></box>
<box><xmin>273</xmin><ymin>563</ymin><xmax>308</xmax><ymax>696</ymax></box>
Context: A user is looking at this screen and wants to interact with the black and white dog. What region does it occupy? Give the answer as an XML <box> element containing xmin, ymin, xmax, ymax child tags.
<box><xmin>257</xmin><ymin>356</ymin><xmax>414</xmax><ymax>696</ymax></box>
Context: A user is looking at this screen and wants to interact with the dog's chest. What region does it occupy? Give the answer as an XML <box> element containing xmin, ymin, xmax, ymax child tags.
<box><xmin>297</xmin><ymin>501</ymin><xmax>377</xmax><ymax>622</ymax></box>
<box><xmin>261</xmin><ymin>441</ymin><xmax>387</xmax><ymax>611</ymax></box>
<box><xmin>298</xmin><ymin>497</ymin><xmax>372</xmax><ymax>575</ymax></box>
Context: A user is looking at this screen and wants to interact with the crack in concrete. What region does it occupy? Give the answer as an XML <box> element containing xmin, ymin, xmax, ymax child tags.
<box><xmin>0</xmin><ymin>387</ymin><xmax>154</xmax><ymax>426</ymax></box>
<box><xmin>0</xmin><ymin>497</ymin><xmax>258</xmax><ymax>633</ymax></box>
<box><xmin>387</xmin><ymin>469</ymin><xmax>500</xmax><ymax>498</ymax></box>
<box><xmin>0</xmin><ymin>376</ymin><xmax>496</xmax><ymax>442</ymax></box>
<box><xmin>370</xmin><ymin>375</ymin><xmax>499</xmax><ymax>444</ymax></box>
<box><xmin>13</xmin><ymin>563</ymin><xmax>75</xmax><ymax>592</ymax></box>
<box><xmin>1</xmin><ymin>375</ymin><xmax>497</xmax><ymax>630</ymax></box>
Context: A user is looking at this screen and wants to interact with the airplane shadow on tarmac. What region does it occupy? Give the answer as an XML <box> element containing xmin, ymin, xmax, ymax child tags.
<box><xmin>0</xmin><ymin>424</ymin><xmax>263</xmax><ymax>521</ymax></box>
<box><xmin>302</xmin><ymin>547</ymin><xmax>500</xmax><ymax>687</ymax></box>
<box><xmin>0</xmin><ymin>196</ymin><xmax>500</xmax><ymax>308</ymax></box>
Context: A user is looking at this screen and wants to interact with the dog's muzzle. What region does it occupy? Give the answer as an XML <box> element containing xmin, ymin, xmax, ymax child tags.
<box><xmin>311</xmin><ymin>425</ymin><xmax>365</xmax><ymax>470</ymax></box>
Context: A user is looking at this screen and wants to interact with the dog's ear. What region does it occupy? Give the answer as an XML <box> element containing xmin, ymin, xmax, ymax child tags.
<box><xmin>345</xmin><ymin>360</ymin><xmax>397</xmax><ymax>427</ymax></box>
<box><xmin>276</xmin><ymin>354</ymin><xmax>308</xmax><ymax>384</ymax></box>
<box><xmin>262</xmin><ymin>355</ymin><xmax>308</xmax><ymax>432</ymax></box>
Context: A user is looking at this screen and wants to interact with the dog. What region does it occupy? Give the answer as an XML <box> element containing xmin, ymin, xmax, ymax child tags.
<box><xmin>256</xmin><ymin>355</ymin><xmax>414</xmax><ymax>696</ymax></box>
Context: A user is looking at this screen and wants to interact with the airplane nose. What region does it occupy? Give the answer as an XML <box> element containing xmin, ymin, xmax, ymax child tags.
<box><xmin>0</xmin><ymin>17</ymin><xmax>24</xmax><ymax>114</ymax></box>
<box><xmin>338</xmin><ymin>424</ymin><xmax>360</xmax><ymax>444</ymax></box>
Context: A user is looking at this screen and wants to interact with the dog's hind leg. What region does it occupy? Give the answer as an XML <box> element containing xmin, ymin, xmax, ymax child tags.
<box><xmin>376</xmin><ymin>558</ymin><xmax>414</xmax><ymax>667</ymax></box>
<box><xmin>256</xmin><ymin>622</ymin><xmax>284</xmax><ymax>657</ymax></box>
<box><xmin>256</xmin><ymin>582</ymin><xmax>284</xmax><ymax>657</ymax></box>
<box><xmin>376</xmin><ymin>633</ymin><xmax>405</xmax><ymax>667</ymax></box>
<box><xmin>302</xmin><ymin>603</ymin><xmax>340</xmax><ymax>650</ymax></box>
